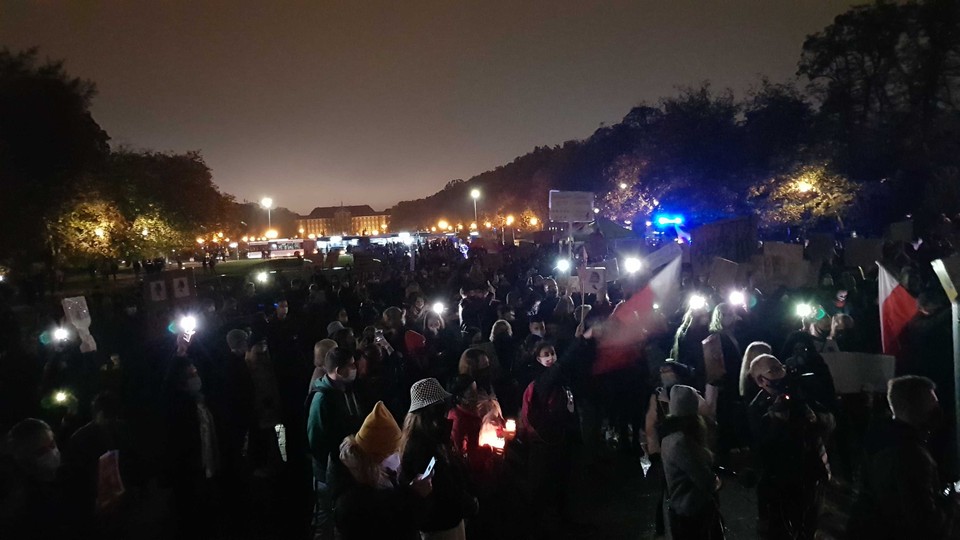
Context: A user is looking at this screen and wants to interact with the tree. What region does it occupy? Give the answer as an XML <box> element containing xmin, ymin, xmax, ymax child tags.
<box><xmin>48</xmin><ymin>196</ymin><xmax>127</xmax><ymax>264</ymax></box>
<box><xmin>749</xmin><ymin>164</ymin><xmax>859</xmax><ymax>230</ymax></box>
<box><xmin>0</xmin><ymin>48</ymin><xmax>109</xmax><ymax>263</ymax></box>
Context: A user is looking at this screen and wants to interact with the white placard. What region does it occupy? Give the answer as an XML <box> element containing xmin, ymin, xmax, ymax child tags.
<box><xmin>549</xmin><ymin>191</ymin><xmax>594</xmax><ymax>223</ymax></box>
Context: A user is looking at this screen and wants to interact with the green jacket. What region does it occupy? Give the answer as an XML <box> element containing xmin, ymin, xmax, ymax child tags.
<box><xmin>307</xmin><ymin>376</ymin><xmax>365</xmax><ymax>469</ymax></box>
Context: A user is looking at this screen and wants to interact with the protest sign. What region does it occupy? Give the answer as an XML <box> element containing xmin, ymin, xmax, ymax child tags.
<box><xmin>62</xmin><ymin>296</ymin><xmax>97</xmax><ymax>353</ymax></box>
<box><xmin>844</xmin><ymin>238</ymin><xmax>884</xmax><ymax>269</ymax></box>
<box><xmin>806</xmin><ymin>234</ymin><xmax>836</xmax><ymax>262</ymax></box>
<box><xmin>578</xmin><ymin>267</ymin><xmax>606</xmax><ymax>295</ymax></box>
<box><xmin>885</xmin><ymin>220</ymin><xmax>914</xmax><ymax>244</ymax></box>
<box><xmin>690</xmin><ymin>216</ymin><xmax>757</xmax><ymax>276</ymax></box>
<box><xmin>707</xmin><ymin>257</ymin><xmax>739</xmax><ymax>291</ymax></box>
<box><xmin>821</xmin><ymin>352</ymin><xmax>895</xmax><ymax>393</ymax></box>
<box><xmin>599</xmin><ymin>258</ymin><xmax>620</xmax><ymax>282</ymax></box>
<box><xmin>548</xmin><ymin>190</ymin><xmax>594</xmax><ymax>223</ymax></box>
<box><xmin>143</xmin><ymin>269</ymin><xmax>196</xmax><ymax>311</ymax></box>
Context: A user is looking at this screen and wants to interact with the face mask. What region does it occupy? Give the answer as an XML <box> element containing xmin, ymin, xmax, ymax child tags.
<box><xmin>341</xmin><ymin>368</ymin><xmax>357</xmax><ymax>383</ymax></box>
<box><xmin>36</xmin><ymin>448</ymin><xmax>60</xmax><ymax>481</ymax></box>
<box><xmin>768</xmin><ymin>377</ymin><xmax>789</xmax><ymax>395</ymax></box>
<box><xmin>531</xmin><ymin>328</ymin><xmax>544</xmax><ymax>338</ymax></box>
<box><xmin>186</xmin><ymin>376</ymin><xmax>202</xmax><ymax>395</ymax></box>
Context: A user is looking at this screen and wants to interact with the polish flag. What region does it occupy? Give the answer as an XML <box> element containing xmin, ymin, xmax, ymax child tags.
<box><xmin>877</xmin><ymin>263</ymin><xmax>918</xmax><ymax>360</ymax></box>
<box><xmin>593</xmin><ymin>253</ymin><xmax>682</xmax><ymax>374</ymax></box>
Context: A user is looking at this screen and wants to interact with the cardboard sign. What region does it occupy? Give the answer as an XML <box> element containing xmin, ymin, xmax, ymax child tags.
<box><xmin>806</xmin><ymin>234</ymin><xmax>836</xmax><ymax>262</ymax></box>
<box><xmin>843</xmin><ymin>238</ymin><xmax>884</xmax><ymax>269</ymax></box>
<box><xmin>821</xmin><ymin>352</ymin><xmax>895</xmax><ymax>394</ymax></box>
<box><xmin>62</xmin><ymin>296</ymin><xmax>97</xmax><ymax>353</ymax></box>
<box><xmin>599</xmin><ymin>258</ymin><xmax>620</xmax><ymax>282</ymax></box>
<box><xmin>707</xmin><ymin>257</ymin><xmax>739</xmax><ymax>291</ymax></box>
<box><xmin>690</xmin><ymin>216</ymin><xmax>757</xmax><ymax>276</ymax></box>
<box><xmin>548</xmin><ymin>190</ymin><xmax>594</xmax><ymax>223</ymax></box>
<box><xmin>143</xmin><ymin>269</ymin><xmax>196</xmax><ymax>309</ymax></box>
<box><xmin>701</xmin><ymin>334</ymin><xmax>725</xmax><ymax>383</ymax></box>
<box><xmin>578</xmin><ymin>267</ymin><xmax>606</xmax><ymax>295</ymax></box>
<box><xmin>885</xmin><ymin>220</ymin><xmax>914</xmax><ymax>244</ymax></box>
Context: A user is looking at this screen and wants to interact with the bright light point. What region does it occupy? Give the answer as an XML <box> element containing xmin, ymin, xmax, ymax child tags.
<box><xmin>55</xmin><ymin>392</ymin><xmax>67</xmax><ymax>404</ymax></box>
<box><xmin>179</xmin><ymin>315</ymin><xmax>197</xmax><ymax>334</ymax></box>
<box><xmin>593</xmin><ymin>208</ymin><xmax>600</xmax><ymax>214</ymax></box>
<box><xmin>652</xmin><ymin>303</ymin><xmax>660</xmax><ymax>310</ymax></box>
<box><xmin>689</xmin><ymin>295</ymin><xmax>708</xmax><ymax>311</ymax></box>
<box><xmin>265</xmin><ymin>229</ymin><xmax>279</xmax><ymax>239</ymax></box>
<box><xmin>431</xmin><ymin>302</ymin><xmax>445</xmax><ymax>314</ymax></box>
<box><xmin>506</xmin><ymin>215</ymin><xmax>515</xmax><ymax>226</ymax></box>
<box><xmin>438</xmin><ymin>220</ymin><xmax>449</xmax><ymax>230</ymax></box>
<box><xmin>470</xmin><ymin>189</ymin><xmax>481</xmax><ymax>200</ymax></box>
<box><xmin>484</xmin><ymin>222</ymin><xmax>493</xmax><ymax>229</ymax></box>
<box><xmin>469</xmin><ymin>222</ymin><xmax>477</xmax><ymax>229</ymax></box>
<box><xmin>529</xmin><ymin>217</ymin><xmax>539</xmax><ymax>226</ymax></box>
<box><xmin>624</xmin><ymin>220</ymin><xmax>632</xmax><ymax>225</ymax></box>
<box><xmin>196</xmin><ymin>237</ymin><xmax>204</xmax><ymax>244</ymax></box>
<box><xmin>619</xmin><ymin>183</ymin><xmax>628</xmax><ymax>190</ymax></box>
<box><xmin>728</xmin><ymin>291</ymin><xmax>747</xmax><ymax>307</ymax></box>
<box><xmin>94</xmin><ymin>228</ymin><xmax>105</xmax><ymax>238</ymax></box>
<box><xmin>241</xmin><ymin>236</ymin><xmax>249</xmax><ymax>242</ymax></box>
<box><xmin>256</xmin><ymin>272</ymin><xmax>268</xmax><ymax>283</ymax></box>
<box><xmin>555</xmin><ymin>259</ymin><xmax>571</xmax><ymax>272</ymax></box>
<box><xmin>228</xmin><ymin>242</ymin><xmax>238</xmax><ymax>248</ymax></box>
<box><xmin>141</xmin><ymin>228</ymin><xmax>149</xmax><ymax>236</ymax></box>
<box><xmin>796</xmin><ymin>181</ymin><xmax>814</xmax><ymax>193</ymax></box>
<box><xmin>796</xmin><ymin>303</ymin><xmax>815</xmax><ymax>318</ymax></box>
<box><xmin>624</xmin><ymin>257</ymin><xmax>642</xmax><ymax>274</ymax></box>
<box><xmin>53</xmin><ymin>328</ymin><xmax>69</xmax><ymax>341</ymax></box>
<box><xmin>430</xmin><ymin>227</ymin><xmax>437</xmax><ymax>232</ymax></box>
<box><xmin>260</xmin><ymin>197</ymin><xmax>274</xmax><ymax>209</ymax></box>
<box><xmin>656</xmin><ymin>215</ymin><xmax>684</xmax><ymax>226</ymax></box>
<box><xmin>298</xmin><ymin>228</ymin><xmax>305</xmax><ymax>234</ymax></box>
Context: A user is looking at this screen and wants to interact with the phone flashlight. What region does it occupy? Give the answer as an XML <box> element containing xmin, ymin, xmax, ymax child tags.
<box><xmin>623</xmin><ymin>257</ymin><xmax>642</xmax><ymax>274</ymax></box>
<box><xmin>54</xmin><ymin>391</ymin><xmax>68</xmax><ymax>404</ymax></box>
<box><xmin>555</xmin><ymin>259</ymin><xmax>571</xmax><ymax>273</ymax></box>
<box><xmin>688</xmin><ymin>295</ymin><xmax>708</xmax><ymax>311</ymax></box>
<box><xmin>256</xmin><ymin>271</ymin><xmax>268</xmax><ymax>283</ymax></box>
<box><xmin>53</xmin><ymin>327</ymin><xmax>69</xmax><ymax>342</ymax></box>
<box><xmin>431</xmin><ymin>302</ymin><xmax>445</xmax><ymax>315</ymax></box>
<box><xmin>179</xmin><ymin>315</ymin><xmax>198</xmax><ymax>341</ymax></box>
<box><xmin>728</xmin><ymin>291</ymin><xmax>747</xmax><ymax>308</ymax></box>
<box><xmin>795</xmin><ymin>303</ymin><xmax>815</xmax><ymax>319</ymax></box>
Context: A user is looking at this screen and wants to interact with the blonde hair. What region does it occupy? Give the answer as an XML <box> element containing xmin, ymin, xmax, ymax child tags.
<box><xmin>339</xmin><ymin>435</ymin><xmax>389</xmax><ymax>487</ymax></box>
<box><xmin>314</xmin><ymin>339</ymin><xmax>338</xmax><ymax>368</ymax></box>
<box><xmin>489</xmin><ymin>319</ymin><xmax>513</xmax><ymax>341</ymax></box>
<box><xmin>739</xmin><ymin>341</ymin><xmax>772</xmax><ymax>396</ymax></box>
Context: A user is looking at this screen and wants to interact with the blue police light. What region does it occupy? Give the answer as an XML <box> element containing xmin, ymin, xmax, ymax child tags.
<box><xmin>654</xmin><ymin>214</ymin><xmax>684</xmax><ymax>227</ymax></box>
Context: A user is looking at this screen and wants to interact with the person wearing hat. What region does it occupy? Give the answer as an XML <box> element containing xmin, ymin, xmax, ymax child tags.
<box><xmin>335</xmin><ymin>401</ymin><xmax>429</xmax><ymax>540</ymax></box>
<box><xmin>661</xmin><ymin>384</ymin><xmax>723</xmax><ymax>539</ymax></box>
<box><xmin>400</xmin><ymin>378</ymin><xmax>477</xmax><ymax>540</ymax></box>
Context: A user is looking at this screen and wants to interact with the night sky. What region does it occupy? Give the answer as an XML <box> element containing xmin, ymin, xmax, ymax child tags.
<box><xmin>1</xmin><ymin>1</ymin><xmax>859</xmax><ymax>213</ymax></box>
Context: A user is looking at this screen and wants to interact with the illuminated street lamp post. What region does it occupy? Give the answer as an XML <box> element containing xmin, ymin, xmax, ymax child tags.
<box><xmin>260</xmin><ymin>197</ymin><xmax>274</xmax><ymax>230</ymax></box>
<box><xmin>470</xmin><ymin>189</ymin><xmax>481</xmax><ymax>225</ymax></box>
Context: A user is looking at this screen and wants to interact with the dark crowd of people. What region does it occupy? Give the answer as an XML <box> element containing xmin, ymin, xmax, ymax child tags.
<box><xmin>1</xmin><ymin>234</ymin><xmax>960</xmax><ymax>539</ymax></box>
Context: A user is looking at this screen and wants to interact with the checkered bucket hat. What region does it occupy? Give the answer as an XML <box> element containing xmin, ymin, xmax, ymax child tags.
<box><xmin>409</xmin><ymin>378</ymin><xmax>452</xmax><ymax>413</ymax></box>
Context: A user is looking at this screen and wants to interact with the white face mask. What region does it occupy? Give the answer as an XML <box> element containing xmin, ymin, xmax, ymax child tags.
<box><xmin>36</xmin><ymin>448</ymin><xmax>61</xmax><ymax>481</ymax></box>
<box><xmin>342</xmin><ymin>367</ymin><xmax>357</xmax><ymax>383</ymax></box>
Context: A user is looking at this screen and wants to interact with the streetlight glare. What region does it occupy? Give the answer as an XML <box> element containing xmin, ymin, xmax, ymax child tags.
<box><xmin>265</xmin><ymin>229</ymin><xmax>279</xmax><ymax>239</ymax></box>
<box><xmin>438</xmin><ymin>219</ymin><xmax>449</xmax><ymax>230</ymax></box>
<box><xmin>796</xmin><ymin>181</ymin><xmax>815</xmax><ymax>193</ymax></box>
<box><xmin>505</xmin><ymin>215</ymin><xmax>515</xmax><ymax>226</ymax></box>
<box><xmin>470</xmin><ymin>189</ymin><xmax>481</xmax><ymax>200</ymax></box>
<box><xmin>619</xmin><ymin>182</ymin><xmax>628</xmax><ymax>190</ymax></box>
<box><xmin>260</xmin><ymin>197</ymin><xmax>274</xmax><ymax>209</ymax></box>
<box><xmin>529</xmin><ymin>217</ymin><xmax>539</xmax><ymax>226</ymax></box>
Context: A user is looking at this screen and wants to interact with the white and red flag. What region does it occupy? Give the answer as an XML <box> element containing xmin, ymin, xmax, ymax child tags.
<box><xmin>877</xmin><ymin>263</ymin><xmax>918</xmax><ymax>360</ymax></box>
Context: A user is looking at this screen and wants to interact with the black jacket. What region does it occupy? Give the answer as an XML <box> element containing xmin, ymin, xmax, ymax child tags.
<box><xmin>848</xmin><ymin>418</ymin><xmax>956</xmax><ymax>539</ymax></box>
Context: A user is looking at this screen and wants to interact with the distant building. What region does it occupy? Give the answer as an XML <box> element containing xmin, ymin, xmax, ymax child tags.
<box><xmin>296</xmin><ymin>205</ymin><xmax>390</xmax><ymax>236</ymax></box>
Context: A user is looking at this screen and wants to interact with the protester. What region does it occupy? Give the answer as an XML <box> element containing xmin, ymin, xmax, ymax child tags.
<box><xmin>848</xmin><ymin>376</ymin><xmax>958</xmax><ymax>539</ymax></box>
<box><xmin>0</xmin><ymin>418</ymin><xmax>65</xmax><ymax>539</ymax></box>
<box><xmin>748</xmin><ymin>353</ymin><xmax>833</xmax><ymax>540</ymax></box>
<box><xmin>661</xmin><ymin>384</ymin><xmax>723</xmax><ymax>539</ymax></box>
<box><xmin>400</xmin><ymin>378</ymin><xmax>477</xmax><ymax>540</ymax></box>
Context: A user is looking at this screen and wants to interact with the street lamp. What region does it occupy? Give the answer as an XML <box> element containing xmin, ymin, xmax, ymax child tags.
<box><xmin>470</xmin><ymin>189</ymin><xmax>481</xmax><ymax>224</ymax></box>
<box><xmin>260</xmin><ymin>197</ymin><xmax>274</xmax><ymax>229</ymax></box>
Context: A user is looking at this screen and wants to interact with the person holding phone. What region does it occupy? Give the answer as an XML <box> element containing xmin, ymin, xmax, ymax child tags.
<box><xmin>400</xmin><ymin>378</ymin><xmax>477</xmax><ymax>540</ymax></box>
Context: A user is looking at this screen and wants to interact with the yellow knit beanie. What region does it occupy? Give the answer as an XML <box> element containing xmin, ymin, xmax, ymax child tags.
<box><xmin>355</xmin><ymin>401</ymin><xmax>401</xmax><ymax>462</ymax></box>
